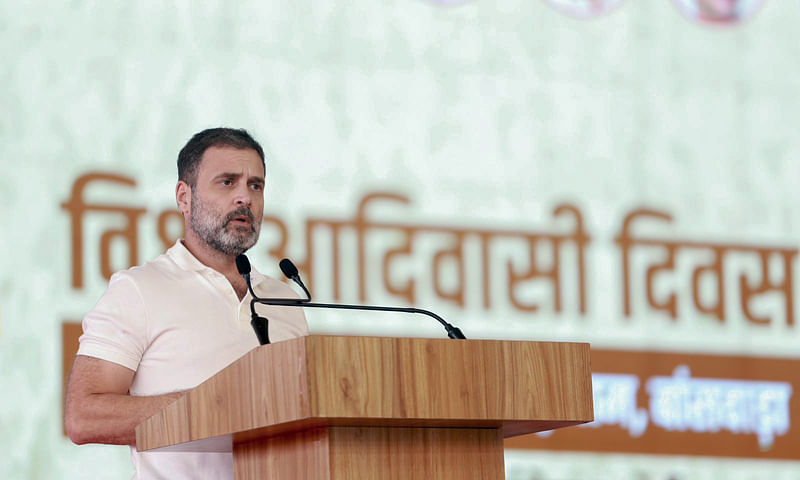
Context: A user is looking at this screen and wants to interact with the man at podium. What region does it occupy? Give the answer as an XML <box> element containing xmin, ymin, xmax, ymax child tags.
<box><xmin>64</xmin><ymin>128</ymin><xmax>309</xmax><ymax>479</ymax></box>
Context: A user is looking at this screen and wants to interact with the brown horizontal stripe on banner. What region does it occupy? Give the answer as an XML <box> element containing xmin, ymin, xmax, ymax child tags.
<box><xmin>505</xmin><ymin>349</ymin><xmax>799</xmax><ymax>460</ymax></box>
<box><xmin>62</xmin><ymin>321</ymin><xmax>82</xmax><ymax>436</ymax></box>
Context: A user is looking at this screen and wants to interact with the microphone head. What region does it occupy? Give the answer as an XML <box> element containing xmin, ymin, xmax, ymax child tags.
<box><xmin>235</xmin><ymin>254</ymin><xmax>251</xmax><ymax>275</ymax></box>
<box><xmin>279</xmin><ymin>258</ymin><xmax>299</xmax><ymax>279</ymax></box>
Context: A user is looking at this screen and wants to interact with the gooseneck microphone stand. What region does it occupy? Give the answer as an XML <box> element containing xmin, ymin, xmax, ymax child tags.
<box><xmin>236</xmin><ymin>255</ymin><xmax>467</xmax><ymax>345</ymax></box>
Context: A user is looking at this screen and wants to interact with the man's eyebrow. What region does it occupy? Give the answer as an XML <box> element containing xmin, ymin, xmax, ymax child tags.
<box><xmin>212</xmin><ymin>172</ymin><xmax>242</xmax><ymax>180</ymax></box>
<box><xmin>210</xmin><ymin>172</ymin><xmax>264</xmax><ymax>184</ymax></box>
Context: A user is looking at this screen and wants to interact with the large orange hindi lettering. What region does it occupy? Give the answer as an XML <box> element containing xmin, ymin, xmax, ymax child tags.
<box><xmin>505</xmin><ymin>205</ymin><xmax>589</xmax><ymax>313</ymax></box>
<box><xmin>258</xmin><ymin>192</ymin><xmax>589</xmax><ymax>315</ymax></box>
<box><xmin>615</xmin><ymin>207</ymin><xmax>797</xmax><ymax>326</ymax></box>
<box><xmin>61</xmin><ymin>173</ymin><xmax>146</xmax><ymax>289</ymax></box>
<box><xmin>739</xmin><ymin>249</ymin><xmax>796</xmax><ymax>326</ymax></box>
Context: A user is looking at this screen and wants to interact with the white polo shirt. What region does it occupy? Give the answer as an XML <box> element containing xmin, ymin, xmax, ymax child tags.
<box><xmin>78</xmin><ymin>240</ymin><xmax>308</xmax><ymax>480</ymax></box>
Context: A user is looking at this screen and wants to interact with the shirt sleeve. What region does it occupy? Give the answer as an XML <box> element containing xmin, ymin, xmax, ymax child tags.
<box><xmin>77</xmin><ymin>272</ymin><xmax>148</xmax><ymax>371</ymax></box>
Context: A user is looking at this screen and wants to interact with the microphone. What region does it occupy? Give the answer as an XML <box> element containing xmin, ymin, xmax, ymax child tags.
<box><xmin>244</xmin><ymin>257</ymin><xmax>467</xmax><ymax>340</ymax></box>
<box><xmin>279</xmin><ymin>258</ymin><xmax>311</xmax><ymax>301</ymax></box>
<box><xmin>235</xmin><ymin>254</ymin><xmax>270</xmax><ymax>345</ymax></box>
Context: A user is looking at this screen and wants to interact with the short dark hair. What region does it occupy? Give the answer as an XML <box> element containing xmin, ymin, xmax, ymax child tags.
<box><xmin>177</xmin><ymin>128</ymin><xmax>265</xmax><ymax>187</ymax></box>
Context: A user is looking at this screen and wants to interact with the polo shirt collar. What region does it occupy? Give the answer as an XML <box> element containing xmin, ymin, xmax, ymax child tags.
<box><xmin>167</xmin><ymin>240</ymin><xmax>211</xmax><ymax>272</ymax></box>
<box><xmin>166</xmin><ymin>240</ymin><xmax>269</xmax><ymax>286</ymax></box>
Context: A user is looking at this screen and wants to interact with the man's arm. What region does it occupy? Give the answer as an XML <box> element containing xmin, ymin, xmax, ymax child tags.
<box><xmin>64</xmin><ymin>355</ymin><xmax>183</xmax><ymax>446</ymax></box>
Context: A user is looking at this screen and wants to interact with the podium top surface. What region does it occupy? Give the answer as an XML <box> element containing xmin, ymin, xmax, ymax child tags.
<box><xmin>137</xmin><ymin>335</ymin><xmax>593</xmax><ymax>451</ymax></box>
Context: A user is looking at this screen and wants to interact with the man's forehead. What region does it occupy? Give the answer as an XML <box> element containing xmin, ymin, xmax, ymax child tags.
<box><xmin>197</xmin><ymin>146</ymin><xmax>265</xmax><ymax>178</ymax></box>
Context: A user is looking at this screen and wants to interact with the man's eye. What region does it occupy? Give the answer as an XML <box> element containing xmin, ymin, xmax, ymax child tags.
<box><xmin>221</xmin><ymin>179</ymin><xmax>233</xmax><ymax>186</ymax></box>
<box><xmin>250</xmin><ymin>184</ymin><xmax>263</xmax><ymax>191</ymax></box>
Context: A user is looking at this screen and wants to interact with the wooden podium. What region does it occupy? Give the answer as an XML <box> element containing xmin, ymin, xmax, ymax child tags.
<box><xmin>136</xmin><ymin>335</ymin><xmax>593</xmax><ymax>479</ymax></box>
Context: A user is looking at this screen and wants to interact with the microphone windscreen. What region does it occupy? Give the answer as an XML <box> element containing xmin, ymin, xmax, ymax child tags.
<box><xmin>235</xmin><ymin>254</ymin><xmax>251</xmax><ymax>275</ymax></box>
<box><xmin>279</xmin><ymin>258</ymin><xmax>299</xmax><ymax>279</ymax></box>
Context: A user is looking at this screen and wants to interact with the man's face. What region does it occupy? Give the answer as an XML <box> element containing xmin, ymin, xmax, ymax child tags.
<box><xmin>187</xmin><ymin>146</ymin><xmax>265</xmax><ymax>256</ymax></box>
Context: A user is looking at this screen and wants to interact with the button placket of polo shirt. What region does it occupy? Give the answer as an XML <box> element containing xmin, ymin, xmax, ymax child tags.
<box><xmin>203</xmin><ymin>270</ymin><xmax>242</xmax><ymax>323</ymax></box>
<box><xmin>236</xmin><ymin>295</ymin><xmax>254</xmax><ymax>331</ymax></box>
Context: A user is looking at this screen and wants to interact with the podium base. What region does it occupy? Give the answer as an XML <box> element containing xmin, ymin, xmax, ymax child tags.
<box><xmin>233</xmin><ymin>426</ymin><xmax>505</xmax><ymax>480</ymax></box>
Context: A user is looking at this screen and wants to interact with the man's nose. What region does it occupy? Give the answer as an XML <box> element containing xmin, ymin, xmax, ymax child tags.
<box><xmin>233</xmin><ymin>185</ymin><xmax>252</xmax><ymax>207</ymax></box>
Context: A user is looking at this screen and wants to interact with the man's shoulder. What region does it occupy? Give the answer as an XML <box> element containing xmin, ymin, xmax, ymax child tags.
<box><xmin>110</xmin><ymin>250</ymin><xmax>184</xmax><ymax>286</ymax></box>
<box><xmin>252</xmin><ymin>273</ymin><xmax>299</xmax><ymax>299</ymax></box>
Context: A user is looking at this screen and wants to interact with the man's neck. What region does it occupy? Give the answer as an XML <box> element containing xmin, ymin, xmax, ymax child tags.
<box><xmin>182</xmin><ymin>236</ymin><xmax>236</xmax><ymax>274</ymax></box>
<box><xmin>181</xmin><ymin>235</ymin><xmax>249</xmax><ymax>300</ymax></box>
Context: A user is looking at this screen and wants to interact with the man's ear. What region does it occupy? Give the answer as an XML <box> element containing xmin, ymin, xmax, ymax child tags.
<box><xmin>176</xmin><ymin>181</ymin><xmax>191</xmax><ymax>217</ymax></box>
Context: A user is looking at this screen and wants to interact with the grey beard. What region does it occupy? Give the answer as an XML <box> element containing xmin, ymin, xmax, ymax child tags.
<box><xmin>189</xmin><ymin>195</ymin><xmax>259</xmax><ymax>256</ymax></box>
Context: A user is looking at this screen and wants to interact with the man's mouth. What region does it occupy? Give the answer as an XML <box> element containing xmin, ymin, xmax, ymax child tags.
<box><xmin>230</xmin><ymin>215</ymin><xmax>251</xmax><ymax>226</ymax></box>
<box><xmin>226</xmin><ymin>209</ymin><xmax>255</xmax><ymax>229</ymax></box>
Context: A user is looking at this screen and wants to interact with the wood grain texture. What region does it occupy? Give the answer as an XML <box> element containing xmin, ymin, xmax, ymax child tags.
<box><xmin>328</xmin><ymin>427</ymin><xmax>505</xmax><ymax>480</ymax></box>
<box><xmin>137</xmin><ymin>337</ymin><xmax>310</xmax><ymax>450</ymax></box>
<box><xmin>234</xmin><ymin>427</ymin><xmax>331</xmax><ymax>480</ymax></box>
<box><xmin>233</xmin><ymin>426</ymin><xmax>504</xmax><ymax>480</ymax></box>
<box><xmin>306</xmin><ymin>336</ymin><xmax>594</xmax><ymax>428</ymax></box>
<box><xmin>137</xmin><ymin>335</ymin><xmax>593</xmax><ymax>451</ymax></box>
